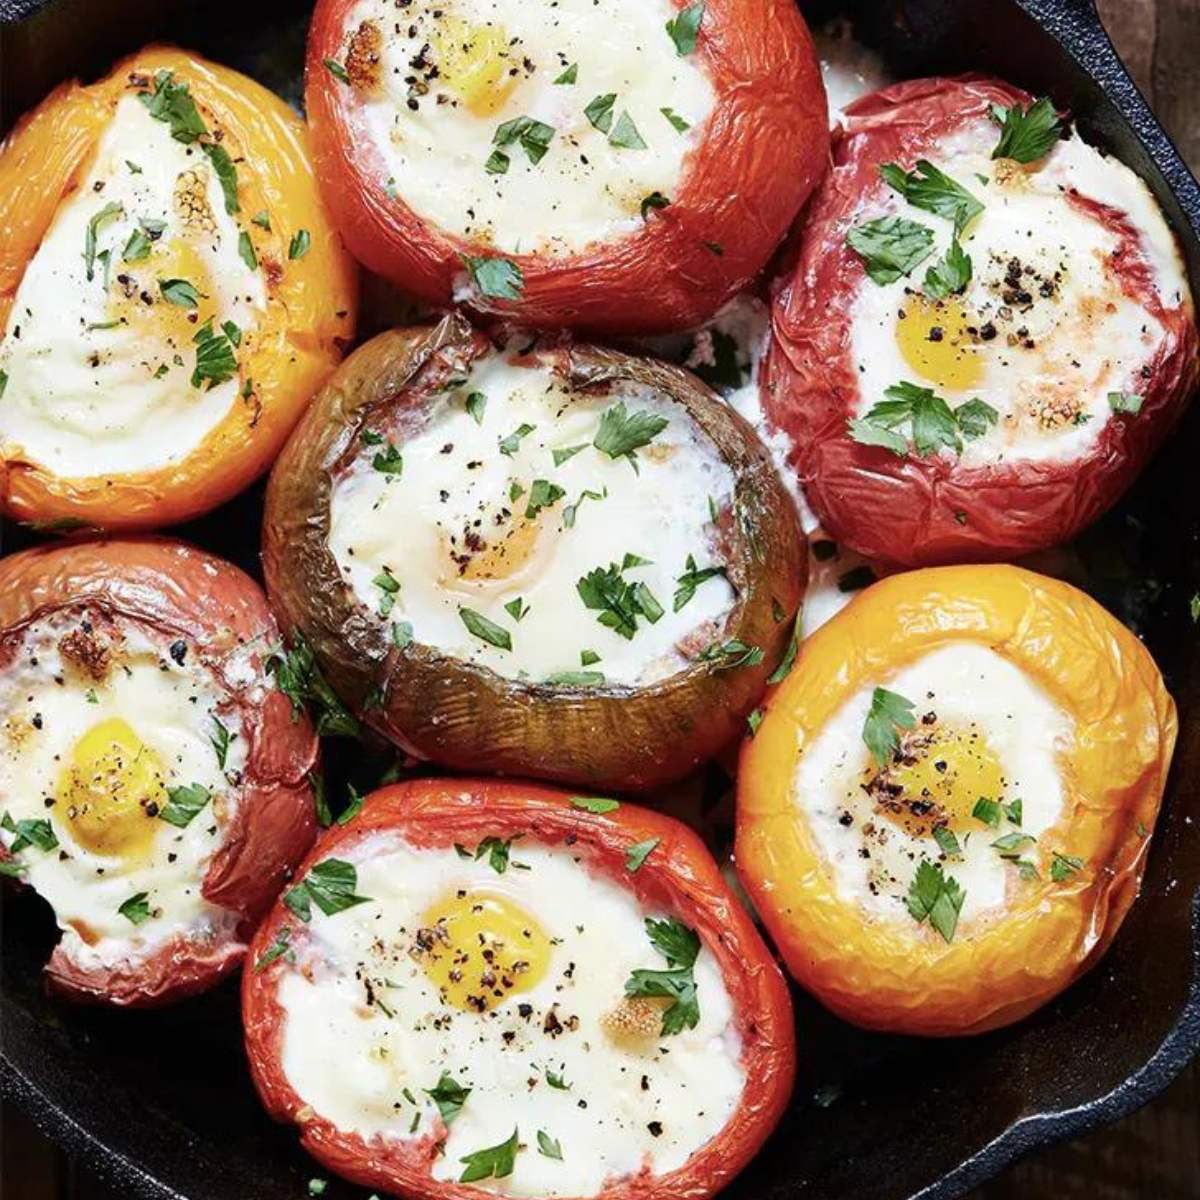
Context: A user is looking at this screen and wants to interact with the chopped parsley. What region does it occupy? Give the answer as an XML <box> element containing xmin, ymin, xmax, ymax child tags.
<box><xmin>666</xmin><ymin>1</ymin><xmax>705</xmax><ymax>55</ymax></box>
<box><xmin>1</xmin><ymin>813</ymin><xmax>58</xmax><ymax>854</ymax></box>
<box><xmin>499</xmin><ymin>423</ymin><xmax>535</xmax><ymax>456</ymax></box>
<box><xmin>577</xmin><ymin>559</ymin><xmax>663</xmax><ymax>640</ymax></box>
<box><xmin>846</xmin><ymin>216</ymin><xmax>936</xmax><ymax>285</ymax></box>
<box><xmin>569</xmin><ymin>797</ymin><xmax>620</xmax><ymax>814</ymax></box>
<box><xmin>459</xmin><ymin>607</ymin><xmax>512</xmax><ymax>651</ymax></box>
<box><xmin>288</xmin><ymin>229</ymin><xmax>311</xmax><ymax>260</ymax></box>
<box><xmin>991</xmin><ymin>832</ymin><xmax>1036</xmax><ymax>859</ymax></box>
<box><xmin>972</xmin><ymin>797</ymin><xmax>1003</xmax><ymax>828</ymax></box>
<box><xmin>932</xmin><ymin>825</ymin><xmax>962</xmax><ymax>858</ymax></box>
<box><xmin>661</xmin><ymin>106</ymin><xmax>691</xmax><ymax>133</ymax></box>
<box><xmin>462</xmin><ymin>254</ymin><xmax>525</xmax><ymax>300</ymax></box>
<box><xmin>85</xmin><ymin>202</ymin><xmax>123</xmax><ymax>282</ymax></box>
<box><xmin>254</xmin><ymin>925</ymin><xmax>295</xmax><ymax>972</ymax></box>
<box><xmin>425</xmin><ymin>1072</ymin><xmax>471</xmax><ymax>1123</ymax></box>
<box><xmin>252</xmin><ymin>210</ymin><xmax>271</xmax><ymax>230</ymax></box>
<box><xmin>159</xmin><ymin>277</ymin><xmax>199</xmax><ymax>308</ymax></box>
<box><xmin>284</xmin><ymin>858</ymin><xmax>372</xmax><ymax>922</ymax></box>
<box><xmin>584</xmin><ymin>93</ymin><xmax>616</xmax><ymax>135</ymax></box>
<box><xmin>372</xmin><ymin>441</ymin><xmax>403</xmax><ymax>475</ymax></box>
<box><xmin>337</xmin><ymin>785</ymin><xmax>364</xmax><ymax>826</ymax></box>
<box><xmin>1004</xmin><ymin>798</ymin><xmax>1023</xmax><ymax>825</ymax></box>
<box><xmin>459</xmin><ymin>1128</ymin><xmax>520</xmax><ymax>1184</ymax></box>
<box><xmin>1050</xmin><ymin>851</ymin><xmax>1085</xmax><ymax>883</ymax></box>
<box><xmin>609</xmin><ymin>111</ymin><xmax>647</xmax><ymax>150</ymax></box>
<box><xmin>593</xmin><ymin>401</ymin><xmax>668</xmax><ymax>465</ymax></box>
<box><xmin>673</xmin><ymin>554</ymin><xmax>725</xmax><ymax>611</ymax></box>
<box><xmin>474</xmin><ymin>837</ymin><xmax>514</xmax><ymax>873</ymax></box>
<box><xmin>118</xmin><ymin>892</ymin><xmax>153</xmax><ymax>925</ymax></box>
<box><xmin>625</xmin><ymin>917</ymin><xmax>701</xmax><ymax>1034</ymax></box>
<box><xmin>374</xmin><ymin>569</ymin><xmax>399</xmax><ymax>616</ymax></box>
<box><xmin>862</xmin><ymin>687</ymin><xmax>915</xmax><ymax>767</ymax></box>
<box><xmin>991</xmin><ymin>97</ymin><xmax>1063</xmax><ymax>164</ymax></box>
<box><xmin>625</xmin><ymin>837</ymin><xmax>659</xmax><ymax>872</ymax></box>
<box><xmin>525</xmin><ymin>478</ymin><xmax>565</xmax><ymax>518</ymax></box>
<box><xmin>1108</xmin><ymin>391</ymin><xmax>1144</xmax><ymax>415</ymax></box>
<box><xmin>880</xmin><ymin>159</ymin><xmax>984</xmax><ymax>234</ymax></box>
<box><xmin>504</xmin><ymin>597</ymin><xmax>530</xmax><ymax>622</ymax></box>
<box><xmin>266</xmin><ymin>635</ymin><xmax>361</xmax><ymax>737</ymax></box>
<box><xmin>191</xmin><ymin>319</ymin><xmax>239</xmax><ymax>390</ymax></box>
<box><xmin>139</xmin><ymin>70</ymin><xmax>206</xmax><ymax>143</ymax></box>
<box><xmin>563</xmin><ymin>486</ymin><xmax>606</xmax><ymax>528</ymax></box>
<box><xmin>552</xmin><ymin>444</ymin><xmax>587</xmax><ymax>466</ymax></box>
<box><xmin>905</xmin><ymin>860</ymin><xmax>965</xmax><ymax>942</ymax></box>
<box><xmin>237</xmin><ymin>230</ymin><xmax>258</xmax><ymax>272</ymax></box>
<box><xmin>210</xmin><ymin>715</ymin><xmax>233</xmax><ymax>768</ymax></box>
<box><xmin>122</xmin><ymin>226</ymin><xmax>153</xmax><ymax>263</ymax></box>
<box><xmin>323</xmin><ymin>58</ymin><xmax>350</xmax><ymax>83</ymax></box>
<box><xmin>465</xmin><ymin>391</ymin><xmax>487</xmax><ymax>424</ymax></box>
<box><xmin>490</xmin><ymin>116</ymin><xmax>556</xmax><ymax>171</ymax></box>
<box><xmin>202</xmin><ymin>142</ymin><xmax>240</xmax><ymax>214</ymax></box>
<box><xmin>554</xmin><ymin>63</ymin><xmax>578</xmax><ymax>85</ymax></box>
<box><xmin>641</xmin><ymin>191</ymin><xmax>671</xmax><ymax>220</ymax></box>
<box><xmin>696</xmin><ymin>639</ymin><xmax>763</xmax><ymax>670</ymax></box>
<box><xmin>160</xmin><ymin>783</ymin><xmax>211</xmax><ymax>828</ymax></box>
<box><xmin>848</xmin><ymin>381</ymin><xmax>997</xmax><ymax>457</ymax></box>
<box><xmin>537</xmin><ymin>1131</ymin><xmax>563</xmax><ymax>1161</ymax></box>
<box><xmin>922</xmin><ymin>238</ymin><xmax>973</xmax><ymax>300</ymax></box>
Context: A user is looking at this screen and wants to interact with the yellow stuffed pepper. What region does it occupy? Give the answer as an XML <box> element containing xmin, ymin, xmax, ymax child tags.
<box><xmin>736</xmin><ymin>564</ymin><xmax>1176</xmax><ymax>1037</ymax></box>
<box><xmin>0</xmin><ymin>46</ymin><xmax>357</xmax><ymax>530</ymax></box>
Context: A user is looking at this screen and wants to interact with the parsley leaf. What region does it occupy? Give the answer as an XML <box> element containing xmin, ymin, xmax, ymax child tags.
<box><xmin>881</xmin><ymin>159</ymin><xmax>984</xmax><ymax>234</ymax></box>
<box><xmin>666</xmin><ymin>1</ymin><xmax>705</xmax><ymax>55</ymax></box>
<box><xmin>118</xmin><ymin>892</ymin><xmax>153</xmax><ymax>925</ymax></box>
<box><xmin>848</xmin><ymin>381</ymin><xmax>997</xmax><ymax>457</ymax></box>
<box><xmin>459</xmin><ymin>607</ymin><xmax>512</xmax><ymax>651</ymax></box>
<box><xmin>1</xmin><ymin>813</ymin><xmax>58</xmax><ymax>854</ymax></box>
<box><xmin>932</xmin><ymin>825</ymin><xmax>962</xmax><ymax>858</ymax></box>
<box><xmin>85</xmin><ymin>202</ymin><xmax>123</xmax><ymax>282</ymax></box>
<box><xmin>661</xmin><ymin>106</ymin><xmax>691</xmax><ymax>132</ymax></box>
<box><xmin>323</xmin><ymin>58</ymin><xmax>350</xmax><ymax>83</ymax></box>
<box><xmin>696</xmin><ymin>639</ymin><xmax>763</xmax><ymax>670</ymax></box>
<box><xmin>459</xmin><ymin>1128</ymin><xmax>520</xmax><ymax>1184</ymax></box>
<box><xmin>546</xmin><ymin>1069</ymin><xmax>569</xmax><ymax>1089</ymax></box>
<box><xmin>254</xmin><ymin>925</ymin><xmax>295</xmax><ymax>972</ymax></box>
<box><xmin>493</xmin><ymin>116</ymin><xmax>556</xmax><ymax>166</ymax></box>
<box><xmin>202</xmin><ymin>142</ymin><xmax>239</xmax><ymax>214</ymax></box>
<box><xmin>284</xmin><ymin>858</ymin><xmax>372</xmax><ymax>922</ymax></box>
<box><xmin>462</xmin><ymin>254</ymin><xmax>525</xmax><ymax>300</ymax></box>
<box><xmin>425</xmin><ymin>1072</ymin><xmax>471</xmax><ymax>1123</ymax></box>
<box><xmin>972</xmin><ymin>797</ymin><xmax>1003</xmax><ymax>828</ymax></box>
<box><xmin>140</xmin><ymin>71</ymin><xmax>206</xmax><ymax>142</ymax></box>
<box><xmin>1050</xmin><ymin>851</ymin><xmax>1085</xmax><ymax>883</ymax></box>
<box><xmin>266</xmin><ymin>635</ymin><xmax>361</xmax><ymax>738</ymax></box>
<box><xmin>159</xmin><ymin>277</ymin><xmax>199</xmax><ymax>308</ymax></box>
<box><xmin>504</xmin><ymin>597</ymin><xmax>530</xmax><ymax>622</ymax></box>
<box><xmin>862</xmin><ymin>687</ymin><xmax>916</xmax><ymax>767</ymax></box>
<box><xmin>160</xmin><ymin>783</ymin><xmax>211</xmax><ymax>828</ymax></box>
<box><xmin>609</xmin><ymin>111</ymin><xmax>646</xmax><ymax>150</ymax></box>
<box><xmin>922</xmin><ymin>238</ymin><xmax>972</xmax><ymax>300</ymax></box>
<box><xmin>991</xmin><ymin>97</ymin><xmax>1063</xmax><ymax>164</ymax></box>
<box><xmin>474</xmin><ymin>836</ymin><xmax>514</xmax><ymax>874</ymax></box>
<box><xmin>905</xmin><ymin>860</ymin><xmax>965</xmax><ymax>942</ymax></box>
<box><xmin>577</xmin><ymin>561</ymin><xmax>662</xmax><ymax>640</ymax></box>
<box><xmin>991</xmin><ymin>832</ymin><xmax>1036</xmax><ymax>859</ymax></box>
<box><xmin>846</xmin><ymin>216</ymin><xmax>936</xmax><ymax>285</ymax></box>
<box><xmin>499</xmin><ymin>423</ymin><xmax>535</xmax><ymax>456</ymax></box>
<box><xmin>1108</xmin><ymin>391</ymin><xmax>1144</xmax><ymax>415</ymax></box>
<box><xmin>372</xmin><ymin>442</ymin><xmax>403</xmax><ymax>475</ymax></box>
<box><xmin>191</xmin><ymin>319</ymin><xmax>239</xmax><ymax>390</ymax></box>
<box><xmin>570</xmin><ymin>796</ymin><xmax>620</xmax><ymax>814</ymax></box>
<box><xmin>624</xmin><ymin>916</ymin><xmax>702</xmax><ymax>1034</ymax></box>
<box><xmin>237</xmin><ymin>230</ymin><xmax>258</xmax><ymax>272</ymax></box>
<box><xmin>673</xmin><ymin>554</ymin><xmax>725</xmax><ymax>611</ymax></box>
<box><xmin>593</xmin><ymin>401</ymin><xmax>668</xmax><ymax>464</ymax></box>
<box><xmin>554</xmin><ymin>63</ymin><xmax>578</xmax><ymax>85</ymax></box>
<box><xmin>537</xmin><ymin>1131</ymin><xmax>563</xmax><ymax>1160</ymax></box>
<box><xmin>625</xmin><ymin>837</ymin><xmax>659</xmax><ymax>872</ymax></box>
<box><xmin>525</xmin><ymin>478</ymin><xmax>565</xmax><ymax>518</ymax></box>
<box><xmin>584</xmin><ymin>93</ymin><xmax>616</xmax><ymax>134</ymax></box>
<box><xmin>465</xmin><ymin>391</ymin><xmax>487</xmax><ymax>424</ymax></box>
<box><xmin>288</xmin><ymin>229</ymin><xmax>311</xmax><ymax>260</ymax></box>
<box><xmin>210</xmin><ymin>715</ymin><xmax>233</xmax><ymax>768</ymax></box>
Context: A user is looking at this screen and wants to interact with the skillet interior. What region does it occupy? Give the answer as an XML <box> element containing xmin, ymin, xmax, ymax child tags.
<box><xmin>0</xmin><ymin>2</ymin><xmax>1198</xmax><ymax>1197</ymax></box>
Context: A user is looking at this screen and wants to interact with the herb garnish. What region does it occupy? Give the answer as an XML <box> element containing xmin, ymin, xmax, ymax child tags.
<box><xmin>284</xmin><ymin>858</ymin><xmax>371</xmax><ymax>922</ymax></box>
<box><xmin>641</xmin><ymin>191</ymin><xmax>671</xmax><ymax>220</ymax></box>
<box><xmin>625</xmin><ymin>917</ymin><xmax>701</xmax><ymax>1034</ymax></box>
<box><xmin>846</xmin><ymin>216</ymin><xmax>936</xmax><ymax>285</ymax></box>
<box><xmin>159</xmin><ymin>277</ymin><xmax>199</xmax><ymax>308</ymax></box>
<box><xmin>554</xmin><ymin>63</ymin><xmax>578</xmax><ymax>85</ymax></box>
<box><xmin>210</xmin><ymin>715</ymin><xmax>233</xmax><ymax>768</ymax></box>
<box><xmin>570</xmin><ymin>797</ymin><xmax>620</xmax><ymax>814</ymax></box>
<box><xmin>266</xmin><ymin>635</ymin><xmax>361</xmax><ymax>737</ymax></box>
<box><xmin>525</xmin><ymin>478</ymin><xmax>565</xmax><ymax>518</ymax></box>
<box><xmin>922</xmin><ymin>238</ymin><xmax>973</xmax><ymax>300</ymax></box>
<box><xmin>593</xmin><ymin>401</ymin><xmax>668</xmax><ymax>466</ymax></box>
<box><xmin>1050</xmin><ymin>851</ymin><xmax>1084</xmax><ymax>882</ymax></box>
<box><xmin>459</xmin><ymin>607</ymin><xmax>512</xmax><ymax>651</ymax></box>
<box><xmin>625</xmin><ymin>837</ymin><xmax>659</xmax><ymax>872</ymax></box>
<box><xmin>609</xmin><ymin>111</ymin><xmax>647</xmax><ymax>150</ymax></box>
<box><xmin>191</xmin><ymin>319</ymin><xmax>239</xmax><ymax>389</ymax></box>
<box><xmin>862</xmin><ymin>687</ymin><xmax>915</xmax><ymax>767</ymax></box>
<box><xmin>254</xmin><ymin>925</ymin><xmax>295</xmax><ymax>972</ymax></box>
<box><xmin>673</xmin><ymin>554</ymin><xmax>724</xmax><ymax>611</ymax></box>
<box><xmin>880</xmin><ymin>160</ymin><xmax>984</xmax><ymax>234</ymax></box>
<box><xmin>991</xmin><ymin>97</ymin><xmax>1063</xmax><ymax>164</ymax></box>
<box><xmin>584</xmin><ymin>94</ymin><xmax>616</xmax><ymax>134</ymax></box>
<box><xmin>696</xmin><ymin>640</ymin><xmax>763</xmax><ymax>670</ymax></box>
<box><xmin>499</xmin><ymin>423</ymin><xmax>535</xmax><ymax>456</ymax></box>
<box><xmin>848</xmin><ymin>381</ymin><xmax>998</xmax><ymax>457</ymax></box>
<box><xmin>118</xmin><ymin>892</ymin><xmax>153</xmax><ymax>925</ymax></box>
<box><xmin>1</xmin><ymin>813</ymin><xmax>58</xmax><ymax>854</ymax></box>
<box><xmin>459</xmin><ymin>1128</ymin><xmax>520</xmax><ymax>1184</ymax></box>
<box><xmin>577</xmin><ymin>559</ymin><xmax>663</xmax><ymax>640</ymax></box>
<box><xmin>426</xmin><ymin>1072</ymin><xmax>471</xmax><ymax>1123</ymax></box>
<box><xmin>85</xmin><ymin>202</ymin><xmax>123</xmax><ymax>282</ymax></box>
<box><xmin>323</xmin><ymin>58</ymin><xmax>350</xmax><ymax>84</ymax></box>
<box><xmin>160</xmin><ymin>783</ymin><xmax>211</xmax><ymax>828</ymax></box>
<box><xmin>537</xmin><ymin>1132</ymin><xmax>563</xmax><ymax>1161</ymax></box>
<box><xmin>666</xmin><ymin>2</ymin><xmax>705</xmax><ymax>55</ymax></box>
<box><xmin>661</xmin><ymin>106</ymin><xmax>691</xmax><ymax>133</ymax></box>
<box><xmin>1108</xmin><ymin>391</ymin><xmax>1144</xmax><ymax>415</ymax></box>
<box><xmin>462</xmin><ymin>254</ymin><xmax>525</xmax><ymax>300</ymax></box>
<box><xmin>905</xmin><ymin>860</ymin><xmax>965</xmax><ymax>942</ymax></box>
<box><xmin>490</xmin><ymin>116</ymin><xmax>556</xmax><ymax>172</ymax></box>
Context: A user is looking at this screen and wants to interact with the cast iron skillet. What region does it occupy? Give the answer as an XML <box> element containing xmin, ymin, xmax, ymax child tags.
<box><xmin>1</xmin><ymin>1</ymin><xmax>1198</xmax><ymax>1198</ymax></box>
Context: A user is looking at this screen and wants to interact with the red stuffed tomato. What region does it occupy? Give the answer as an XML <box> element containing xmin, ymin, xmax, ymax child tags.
<box><xmin>244</xmin><ymin>778</ymin><xmax>794</xmax><ymax>1200</ymax></box>
<box><xmin>305</xmin><ymin>0</ymin><xmax>828</xmax><ymax>333</ymax></box>
<box><xmin>0</xmin><ymin>538</ymin><xmax>319</xmax><ymax>1006</ymax></box>
<box><xmin>763</xmin><ymin>76</ymin><xmax>1199</xmax><ymax>567</ymax></box>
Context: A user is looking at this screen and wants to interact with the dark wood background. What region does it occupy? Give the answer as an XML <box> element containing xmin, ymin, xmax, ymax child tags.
<box><xmin>2</xmin><ymin>1</ymin><xmax>1199</xmax><ymax>1196</ymax></box>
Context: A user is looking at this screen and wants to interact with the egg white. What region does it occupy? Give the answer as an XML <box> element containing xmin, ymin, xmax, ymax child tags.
<box><xmin>796</xmin><ymin>642</ymin><xmax>1073</xmax><ymax>926</ymax></box>
<box><xmin>327</xmin><ymin>351</ymin><xmax>736</xmax><ymax>687</ymax></box>
<box><xmin>0</xmin><ymin>90</ymin><xmax>265</xmax><ymax>479</ymax></box>
<box><xmin>276</xmin><ymin>832</ymin><xmax>743</xmax><ymax>1198</ymax></box>
<box><xmin>0</xmin><ymin>611</ymin><xmax>246</xmax><ymax>968</ymax></box>
<box><xmin>849</xmin><ymin>121</ymin><xmax>1191</xmax><ymax>466</ymax></box>
<box><xmin>339</xmin><ymin>0</ymin><xmax>715</xmax><ymax>258</ymax></box>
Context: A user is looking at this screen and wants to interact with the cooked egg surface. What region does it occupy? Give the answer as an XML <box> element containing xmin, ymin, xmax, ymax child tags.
<box><xmin>335</xmin><ymin>0</ymin><xmax>715</xmax><ymax>257</ymax></box>
<box><xmin>797</xmin><ymin>642</ymin><xmax>1073</xmax><ymax>926</ymax></box>
<box><xmin>276</xmin><ymin>834</ymin><xmax>743</xmax><ymax>1197</ymax></box>
<box><xmin>327</xmin><ymin>353</ymin><xmax>736</xmax><ymax>686</ymax></box>
<box><xmin>851</xmin><ymin>123</ymin><xmax>1191</xmax><ymax>466</ymax></box>
<box><xmin>0</xmin><ymin>91</ymin><xmax>265</xmax><ymax>479</ymax></box>
<box><xmin>0</xmin><ymin>611</ymin><xmax>245</xmax><ymax>966</ymax></box>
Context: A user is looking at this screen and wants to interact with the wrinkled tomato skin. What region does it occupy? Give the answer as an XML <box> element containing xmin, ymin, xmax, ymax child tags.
<box><xmin>244</xmin><ymin>778</ymin><xmax>796</xmax><ymax>1200</ymax></box>
<box><xmin>0</xmin><ymin>538</ymin><xmax>320</xmax><ymax>1007</ymax></box>
<box><xmin>763</xmin><ymin>76</ymin><xmax>1199</xmax><ymax>568</ymax></box>
<box><xmin>304</xmin><ymin>0</ymin><xmax>829</xmax><ymax>334</ymax></box>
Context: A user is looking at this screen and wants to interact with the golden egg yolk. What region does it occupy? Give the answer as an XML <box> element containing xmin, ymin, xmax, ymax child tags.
<box><xmin>877</xmin><ymin>723</ymin><xmax>1006</xmax><ymax>836</ymax></box>
<box><xmin>432</xmin><ymin>17</ymin><xmax>518</xmax><ymax>116</ymax></box>
<box><xmin>418</xmin><ymin>891</ymin><xmax>551</xmax><ymax>1013</ymax></box>
<box><xmin>57</xmin><ymin>717</ymin><xmax>166</xmax><ymax>859</ymax></box>
<box><xmin>895</xmin><ymin>295</ymin><xmax>984</xmax><ymax>392</ymax></box>
<box><xmin>448</xmin><ymin>515</ymin><xmax>543</xmax><ymax>585</ymax></box>
<box><xmin>105</xmin><ymin>233</ymin><xmax>219</xmax><ymax>348</ymax></box>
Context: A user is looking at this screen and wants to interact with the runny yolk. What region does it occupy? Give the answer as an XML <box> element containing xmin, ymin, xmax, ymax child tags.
<box><xmin>448</xmin><ymin>516</ymin><xmax>542</xmax><ymax>584</ymax></box>
<box><xmin>895</xmin><ymin>294</ymin><xmax>985</xmax><ymax>392</ymax></box>
<box><xmin>431</xmin><ymin>16</ymin><xmax>519</xmax><ymax>116</ymax></box>
<box><xmin>418</xmin><ymin>891</ymin><xmax>551</xmax><ymax>1013</ymax></box>
<box><xmin>105</xmin><ymin>234</ymin><xmax>218</xmax><ymax>349</ymax></box>
<box><xmin>57</xmin><ymin>717</ymin><xmax>165</xmax><ymax>860</ymax></box>
<box><xmin>879</xmin><ymin>723</ymin><xmax>1006</xmax><ymax>836</ymax></box>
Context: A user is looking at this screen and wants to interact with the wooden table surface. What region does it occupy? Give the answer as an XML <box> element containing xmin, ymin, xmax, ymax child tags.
<box><xmin>3</xmin><ymin>1</ymin><xmax>1200</xmax><ymax>1198</ymax></box>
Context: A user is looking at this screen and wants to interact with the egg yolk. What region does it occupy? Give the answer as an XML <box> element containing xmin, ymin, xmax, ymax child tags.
<box><xmin>106</xmin><ymin>233</ymin><xmax>218</xmax><ymax>348</ymax></box>
<box><xmin>57</xmin><ymin>717</ymin><xmax>165</xmax><ymax>859</ymax></box>
<box><xmin>418</xmin><ymin>891</ymin><xmax>551</xmax><ymax>1013</ymax></box>
<box><xmin>877</xmin><ymin>723</ymin><xmax>1006</xmax><ymax>836</ymax></box>
<box><xmin>432</xmin><ymin>17</ymin><xmax>518</xmax><ymax>116</ymax></box>
<box><xmin>895</xmin><ymin>295</ymin><xmax>984</xmax><ymax>392</ymax></box>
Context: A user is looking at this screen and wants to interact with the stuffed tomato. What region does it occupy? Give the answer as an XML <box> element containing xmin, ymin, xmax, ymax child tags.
<box><xmin>736</xmin><ymin>565</ymin><xmax>1176</xmax><ymax>1036</ymax></box>
<box><xmin>262</xmin><ymin>315</ymin><xmax>804</xmax><ymax>791</ymax></box>
<box><xmin>0</xmin><ymin>46</ymin><xmax>357</xmax><ymax>531</ymax></box>
<box><xmin>763</xmin><ymin>75</ymin><xmax>1198</xmax><ymax>566</ymax></box>
<box><xmin>304</xmin><ymin>0</ymin><xmax>828</xmax><ymax>333</ymax></box>
<box><xmin>244</xmin><ymin>778</ymin><xmax>794</xmax><ymax>1200</ymax></box>
<box><xmin>0</xmin><ymin>538</ymin><xmax>319</xmax><ymax>1006</ymax></box>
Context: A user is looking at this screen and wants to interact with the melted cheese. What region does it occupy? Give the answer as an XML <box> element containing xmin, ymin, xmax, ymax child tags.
<box><xmin>277</xmin><ymin>834</ymin><xmax>743</xmax><ymax>1197</ymax></box>
<box><xmin>850</xmin><ymin>125</ymin><xmax>1192</xmax><ymax>467</ymax></box>
<box><xmin>0</xmin><ymin>92</ymin><xmax>265</xmax><ymax>478</ymax></box>
<box><xmin>339</xmin><ymin>0</ymin><xmax>715</xmax><ymax>257</ymax></box>
<box><xmin>327</xmin><ymin>352</ymin><xmax>736</xmax><ymax>687</ymax></box>
<box><xmin>0</xmin><ymin>612</ymin><xmax>244</xmax><ymax>967</ymax></box>
<box><xmin>796</xmin><ymin>642</ymin><xmax>1073</xmax><ymax>927</ymax></box>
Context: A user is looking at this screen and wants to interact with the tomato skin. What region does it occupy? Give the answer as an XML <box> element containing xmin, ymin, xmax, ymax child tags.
<box><xmin>304</xmin><ymin>0</ymin><xmax>828</xmax><ymax>335</ymax></box>
<box><xmin>243</xmin><ymin>777</ymin><xmax>796</xmax><ymax>1200</ymax></box>
<box><xmin>737</xmin><ymin>564</ymin><xmax>1177</xmax><ymax>1036</ymax></box>
<box><xmin>0</xmin><ymin>46</ymin><xmax>358</xmax><ymax>532</ymax></box>
<box><xmin>0</xmin><ymin>538</ymin><xmax>319</xmax><ymax>1007</ymax></box>
<box><xmin>763</xmin><ymin>75</ymin><xmax>1199</xmax><ymax>568</ymax></box>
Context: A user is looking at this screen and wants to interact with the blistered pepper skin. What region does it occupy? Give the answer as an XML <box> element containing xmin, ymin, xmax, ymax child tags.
<box><xmin>0</xmin><ymin>46</ymin><xmax>358</xmax><ymax>531</ymax></box>
<box><xmin>0</xmin><ymin>538</ymin><xmax>320</xmax><ymax>1006</ymax></box>
<box><xmin>763</xmin><ymin>76</ymin><xmax>1199</xmax><ymax>568</ymax></box>
<box><xmin>736</xmin><ymin>565</ymin><xmax>1177</xmax><ymax>1037</ymax></box>
<box><xmin>304</xmin><ymin>0</ymin><xmax>829</xmax><ymax>335</ymax></box>
<box><xmin>243</xmin><ymin>778</ymin><xmax>796</xmax><ymax>1200</ymax></box>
